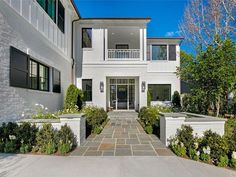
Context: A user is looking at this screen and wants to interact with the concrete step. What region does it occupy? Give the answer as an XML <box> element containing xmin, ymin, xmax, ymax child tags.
<box><xmin>108</xmin><ymin>111</ymin><xmax>138</xmax><ymax>119</ymax></box>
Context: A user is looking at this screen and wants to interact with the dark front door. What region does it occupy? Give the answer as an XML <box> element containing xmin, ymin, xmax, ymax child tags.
<box><xmin>117</xmin><ymin>85</ymin><xmax>128</xmax><ymax>109</ymax></box>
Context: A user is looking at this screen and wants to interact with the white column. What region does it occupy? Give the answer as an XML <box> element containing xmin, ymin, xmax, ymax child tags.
<box><xmin>104</xmin><ymin>29</ymin><xmax>108</xmax><ymax>60</ymax></box>
<box><xmin>139</xmin><ymin>28</ymin><xmax>143</xmax><ymax>61</ymax></box>
<box><xmin>143</xmin><ymin>28</ymin><xmax>147</xmax><ymax>61</ymax></box>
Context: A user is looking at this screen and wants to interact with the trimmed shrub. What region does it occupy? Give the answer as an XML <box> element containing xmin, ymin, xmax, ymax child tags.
<box><xmin>147</xmin><ymin>90</ymin><xmax>152</xmax><ymax>107</ymax></box>
<box><xmin>230</xmin><ymin>158</ymin><xmax>236</xmax><ymax>169</ymax></box>
<box><xmin>172</xmin><ymin>91</ymin><xmax>181</xmax><ymax>108</ymax></box>
<box><xmin>36</xmin><ymin>124</ymin><xmax>57</xmax><ymax>154</ymax></box>
<box><xmin>144</xmin><ymin>125</ymin><xmax>153</xmax><ymax>134</ymax></box>
<box><xmin>176</xmin><ymin>125</ymin><xmax>195</xmax><ymax>155</ymax></box>
<box><xmin>217</xmin><ymin>155</ymin><xmax>229</xmax><ymax>167</ymax></box>
<box><xmin>200</xmin><ymin>130</ymin><xmax>229</xmax><ymax>162</ymax></box>
<box><xmin>200</xmin><ymin>152</ymin><xmax>211</xmax><ymax>163</ymax></box>
<box><xmin>64</xmin><ymin>84</ymin><xmax>83</xmax><ymax>110</ymax></box>
<box><xmin>83</xmin><ymin>106</ymin><xmax>108</xmax><ymax>134</ymax></box>
<box><xmin>57</xmin><ymin>124</ymin><xmax>75</xmax><ymax>154</ymax></box>
<box><xmin>169</xmin><ymin>138</ymin><xmax>186</xmax><ymax>157</ymax></box>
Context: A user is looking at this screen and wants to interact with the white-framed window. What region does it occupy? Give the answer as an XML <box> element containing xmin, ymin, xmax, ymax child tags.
<box><xmin>148</xmin><ymin>84</ymin><xmax>171</xmax><ymax>101</ymax></box>
<box><xmin>150</xmin><ymin>44</ymin><xmax>176</xmax><ymax>61</ymax></box>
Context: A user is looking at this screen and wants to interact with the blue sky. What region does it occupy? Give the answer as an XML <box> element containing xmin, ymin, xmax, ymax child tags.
<box><xmin>74</xmin><ymin>0</ymin><xmax>188</xmax><ymax>50</ymax></box>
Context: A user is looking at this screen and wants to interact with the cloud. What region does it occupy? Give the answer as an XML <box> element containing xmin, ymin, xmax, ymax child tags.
<box><xmin>165</xmin><ymin>30</ymin><xmax>181</xmax><ymax>37</ymax></box>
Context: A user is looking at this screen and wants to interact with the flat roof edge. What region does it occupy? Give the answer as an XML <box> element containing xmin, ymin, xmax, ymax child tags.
<box><xmin>80</xmin><ymin>17</ymin><xmax>151</xmax><ymax>20</ymax></box>
<box><xmin>148</xmin><ymin>37</ymin><xmax>184</xmax><ymax>40</ymax></box>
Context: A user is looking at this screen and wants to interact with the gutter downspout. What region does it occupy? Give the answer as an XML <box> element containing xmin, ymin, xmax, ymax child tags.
<box><xmin>71</xmin><ymin>18</ymin><xmax>80</xmax><ymax>85</ymax></box>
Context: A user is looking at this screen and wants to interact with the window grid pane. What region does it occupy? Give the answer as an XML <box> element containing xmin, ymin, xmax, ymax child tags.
<box><xmin>82</xmin><ymin>28</ymin><xmax>92</xmax><ymax>48</ymax></box>
<box><xmin>152</xmin><ymin>45</ymin><xmax>167</xmax><ymax>60</ymax></box>
<box><xmin>148</xmin><ymin>84</ymin><xmax>171</xmax><ymax>101</ymax></box>
<box><xmin>82</xmin><ymin>79</ymin><xmax>92</xmax><ymax>101</ymax></box>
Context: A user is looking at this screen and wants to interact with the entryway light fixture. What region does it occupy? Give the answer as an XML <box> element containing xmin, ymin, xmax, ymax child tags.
<box><xmin>141</xmin><ymin>81</ymin><xmax>146</xmax><ymax>92</ymax></box>
<box><xmin>100</xmin><ymin>81</ymin><xmax>104</xmax><ymax>93</ymax></box>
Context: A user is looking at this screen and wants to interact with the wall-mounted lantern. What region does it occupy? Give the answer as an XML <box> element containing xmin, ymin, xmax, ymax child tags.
<box><xmin>141</xmin><ymin>81</ymin><xmax>146</xmax><ymax>92</ymax></box>
<box><xmin>100</xmin><ymin>81</ymin><xmax>104</xmax><ymax>93</ymax></box>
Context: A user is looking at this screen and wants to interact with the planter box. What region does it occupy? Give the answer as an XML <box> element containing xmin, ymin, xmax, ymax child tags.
<box><xmin>160</xmin><ymin>112</ymin><xmax>226</xmax><ymax>146</ymax></box>
<box><xmin>17</xmin><ymin>114</ymin><xmax>86</xmax><ymax>146</ymax></box>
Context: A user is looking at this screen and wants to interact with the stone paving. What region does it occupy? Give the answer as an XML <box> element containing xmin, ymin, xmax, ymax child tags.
<box><xmin>71</xmin><ymin>112</ymin><xmax>174</xmax><ymax>156</ymax></box>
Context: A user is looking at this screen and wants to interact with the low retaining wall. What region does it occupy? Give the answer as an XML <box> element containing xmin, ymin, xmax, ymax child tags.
<box><xmin>17</xmin><ymin>114</ymin><xmax>86</xmax><ymax>146</ymax></box>
<box><xmin>160</xmin><ymin>112</ymin><xmax>226</xmax><ymax>146</ymax></box>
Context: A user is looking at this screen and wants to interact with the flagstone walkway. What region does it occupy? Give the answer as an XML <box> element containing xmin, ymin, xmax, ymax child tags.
<box><xmin>71</xmin><ymin>112</ymin><xmax>174</xmax><ymax>156</ymax></box>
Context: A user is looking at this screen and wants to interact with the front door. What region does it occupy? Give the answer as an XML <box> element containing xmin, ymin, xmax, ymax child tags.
<box><xmin>117</xmin><ymin>85</ymin><xmax>128</xmax><ymax>109</ymax></box>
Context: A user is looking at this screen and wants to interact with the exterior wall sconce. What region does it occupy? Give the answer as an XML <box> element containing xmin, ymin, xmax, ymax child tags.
<box><xmin>141</xmin><ymin>81</ymin><xmax>146</xmax><ymax>92</ymax></box>
<box><xmin>100</xmin><ymin>81</ymin><xmax>104</xmax><ymax>93</ymax></box>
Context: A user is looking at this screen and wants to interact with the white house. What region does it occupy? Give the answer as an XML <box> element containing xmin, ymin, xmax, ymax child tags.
<box><xmin>0</xmin><ymin>0</ymin><xmax>79</xmax><ymax>122</ymax></box>
<box><xmin>74</xmin><ymin>18</ymin><xmax>183</xmax><ymax>111</ymax></box>
<box><xmin>0</xmin><ymin>0</ymin><xmax>183</xmax><ymax>122</ymax></box>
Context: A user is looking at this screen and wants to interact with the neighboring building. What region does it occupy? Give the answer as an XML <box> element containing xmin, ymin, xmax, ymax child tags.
<box><xmin>0</xmin><ymin>1</ymin><xmax>183</xmax><ymax>122</ymax></box>
<box><xmin>74</xmin><ymin>18</ymin><xmax>183</xmax><ymax>111</ymax></box>
<box><xmin>0</xmin><ymin>0</ymin><xmax>79</xmax><ymax>122</ymax></box>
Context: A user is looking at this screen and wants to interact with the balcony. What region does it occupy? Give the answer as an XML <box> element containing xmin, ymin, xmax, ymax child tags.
<box><xmin>108</xmin><ymin>49</ymin><xmax>140</xmax><ymax>60</ymax></box>
<box><xmin>105</xmin><ymin>28</ymin><xmax>144</xmax><ymax>61</ymax></box>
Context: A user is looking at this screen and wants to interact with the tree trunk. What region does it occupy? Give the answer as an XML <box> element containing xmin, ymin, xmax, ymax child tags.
<box><xmin>216</xmin><ymin>96</ymin><xmax>221</xmax><ymax>117</ymax></box>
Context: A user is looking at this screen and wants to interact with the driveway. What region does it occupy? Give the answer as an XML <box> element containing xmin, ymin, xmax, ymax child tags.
<box><xmin>0</xmin><ymin>154</ymin><xmax>236</xmax><ymax>177</ymax></box>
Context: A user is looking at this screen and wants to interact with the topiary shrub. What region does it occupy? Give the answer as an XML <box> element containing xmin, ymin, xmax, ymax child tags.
<box><xmin>200</xmin><ymin>130</ymin><xmax>229</xmax><ymax>163</ymax></box>
<box><xmin>147</xmin><ymin>90</ymin><xmax>152</xmax><ymax>107</ymax></box>
<box><xmin>64</xmin><ymin>84</ymin><xmax>83</xmax><ymax>110</ymax></box>
<box><xmin>57</xmin><ymin>124</ymin><xmax>75</xmax><ymax>155</ymax></box>
<box><xmin>83</xmin><ymin>106</ymin><xmax>108</xmax><ymax>134</ymax></box>
<box><xmin>17</xmin><ymin>122</ymin><xmax>38</xmax><ymax>153</ymax></box>
<box><xmin>172</xmin><ymin>91</ymin><xmax>181</xmax><ymax>108</ymax></box>
<box><xmin>176</xmin><ymin>125</ymin><xmax>195</xmax><ymax>155</ymax></box>
<box><xmin>217</xmin><ymin>155</ymin><xmax>229</xmax><ymax>167</ymax></box>
<box><xmin>36</xmin><ymin>124</ymin><xmax>57</xmax><ymax>154</ymax></box>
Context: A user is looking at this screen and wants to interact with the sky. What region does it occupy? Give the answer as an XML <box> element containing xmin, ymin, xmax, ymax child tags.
<box><xmin>74</xmin><ymin>0</ymin><xmax>188</xmax><ymax>50</ymax></box>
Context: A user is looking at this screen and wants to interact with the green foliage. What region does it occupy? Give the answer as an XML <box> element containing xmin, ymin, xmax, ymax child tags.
<box><xmin>177</xmin><ymin>38</ymin><xmax>236</xmax><ymax>116</ymax></box>
<box><xmin>4</xmin><ymin>140</ymin><xmax>17</xmax><ymax>153</ymax></box>
<box><xmin>181</xmin><ymin>94</ymin><xmax>208</xmax><ymax>114</ymax></box>
<box><xmin>172</xmin><ymin>91</ymin><xmax>181</xmax><ymax>108</ymax></box>
<box><xmin>200</xmin><ymin>130</ymin><xmax>229</xmax><ymax>161</ymax></box>
<box><xmin>17</xmin><ymin>122</ymin><xmax>38</xmax><ymax>152</ymax></box>
<box><xmin>230</xmin><ymin>158</ymin><xmax>236</xmax><ymax>169</ymax></box>
<box><xmin>144</xmin><ymin>125</ymin><xmax>153</xmax><ymax>134</ymax></box>
<box><xmin>176</xmin><ymin>125</ymin><xmax>195</xmax><ymax>154</ymax></box>
<box><xmin>200</xmin><ymin>153</ymin><xmax>211</xmax><ymax>163</ymax></box>
<box><xmin>57</xmin><ymin>124</ymin><xmax>75</xmax><ymax>154</ymax></box>
<box><xmin>217</xmin><ymin>155</ymin><xmax>229</xmax><ymax>167</ymax></box>
<box><xmin>64</xmin><ymin>84</ymin><xmax>83</xmax><ymax>110</ymax></box>
<box><xmin>189</xmin><ymin>148</ymin><xmax>199</xmax><ymax>161</ymax></box>
<box><xmin>36</xmin><ymin>124</ymin><xmax>57</xmax><ymax>154</ymax></box>
<box><xmin>83</xmin><ymin>106</ymin><xmax>108</xmax><ymax>134</ymax></box>
<box><xmin>147</xmin><ymin>90</ymin><xmax>152</xmax><ymax>107</ymax></box>
<box><xmin>170</xmin><ymin>138</ymin><xmax>186</xmax><ymax>157</ymax></box>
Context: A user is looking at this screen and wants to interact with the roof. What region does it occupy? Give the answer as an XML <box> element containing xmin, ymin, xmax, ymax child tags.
<box><xmin>147</xmin><ymin>37</ymin><xmax>184</xmax><ymax>40</ymax></box>
<box><xmin>80</xmin><ymin>17</ymin><xmax>151</xmax><ymax>20</ymax></box>
<box><xmin>70</xmin><ymin>0</ymin><xmax>81</xmax><ymax>18</ymax></box>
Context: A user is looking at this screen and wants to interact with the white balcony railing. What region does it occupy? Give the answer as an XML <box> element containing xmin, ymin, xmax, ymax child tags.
<box><xmin>108</xmin><ymin>49</ymin><xmax>140</xmax><ymax>59</ymax></box>
<box><xmin>3</xmin><ymin>0</ymin><xmax>66</xmax><ymax>54</ymax></box>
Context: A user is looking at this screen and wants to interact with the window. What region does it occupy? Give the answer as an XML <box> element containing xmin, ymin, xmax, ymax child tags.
<box><xmin>152</xmin><ymin>45</ymin><xmax>167</xmax><ymax>60</ymax></box>
<box><xmin>148</xmin><ymin>84</ymin><xmax>171</xmax><ymax>101</ymax></box>
<box><xmin>82</xmin><ymin>79</ymin><xmax>92</xmax><ymax>101</ymax></box>
<box><xmin>10</xmin><ymin>47</ymin><xmax>29</xmax><ymax>88</ymax></box>
<box><xmin>57</xmin><ymin>0</ymin><xmax>65</xmax><ymax>33</ymax></box>
<box><xmin>37</xmin><ymin>0</ymin><xmax>56</xmax><ymax>22</ymax></box>
<box><xmin>169</xmin><ymin>45</ymin><xmax>176</xmax><ymax>61</ymax></box>
<box><xmin>53</xmin><ymin>68</ymin><xmax>61</xmax><ymax>93</ymax></box>
<box><xmin>82</xmin><ymin>28</ymin><xmax>92</xmax><ymax>48</ymax></box>
<box><xmin>29</xmin><ymin>59</ymin><xmax>49</xmax><ymax>91</ymax></box>
<box><xmin>116</xmin><ymin>44</ymin><xmax>129</xmax><ymax>49</ymax></box>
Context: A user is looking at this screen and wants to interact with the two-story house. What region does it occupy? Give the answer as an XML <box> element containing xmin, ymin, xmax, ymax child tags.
<box><xmin>0</xmin><ymin>0</ymin><xmax>79</xmax><ymax>122</ymax></box>
<box><xmin>0</xmin><ymin>0</ymin><xmax>183</xmax><ymax>122</ymax></box>
<box><xmin>74</xmin><ymin>18</ymin><xmax>183</xmax><ymax>111</ymax></box>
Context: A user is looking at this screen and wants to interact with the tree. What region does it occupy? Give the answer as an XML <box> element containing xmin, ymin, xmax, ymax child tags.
<box><xmin>177</xmin><ymin>37</ymin><xmax>236</xmax><ymax>117</ymax></box>
<box><xmin>64</xmin><ymin>84</ymin><xmax>83</xmax><ymax>110</ymax></box>
<box><xmin>172</xmin><ymin>91</ymin><xmax>181</xmax><ymax>108</ymax></box>
<box><xmin>179</xmin><ymin>0</ymin><xmax>236</xmax><ymax>50</ymax></box>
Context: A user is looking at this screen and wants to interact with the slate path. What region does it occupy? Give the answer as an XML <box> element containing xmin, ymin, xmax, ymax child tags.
<box><xmin>71</xmin><ymin>111</ymin><xmax>174</xmax><ymax>156</ymax></box>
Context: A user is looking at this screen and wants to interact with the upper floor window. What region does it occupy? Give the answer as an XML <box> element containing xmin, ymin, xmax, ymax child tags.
<box><xmin>169</xmin><ymin>45</ymin><xmax>176</xmax><ymax>61</ymax></box>
<box><xmin>82</xmin><ymin>28</ymin><xmax>92</xmax><ymax>48</ymax></box>
<box><xmin>152</xmin><ymin>45</ymin><xmax>167</xmax><ymax>60</ymax></box>
<box><xmin>37</xmin><ymin>0</ymin><xmax>65</xmax><ymax>33</ymax></box>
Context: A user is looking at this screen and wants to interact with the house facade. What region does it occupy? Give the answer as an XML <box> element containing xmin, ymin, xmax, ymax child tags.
<box><xmin>0</xmin><ymin>0</ymin><xmax>182</xmax><ymax>122</ymax></box>
<box><xmin>74</xmin><ymin>19</ymin><xmax>182</xmax><ymax>111</ymax></box>
<box><xmin>0</xmin><ymin>0</ymin><xmax>79</xmax><ymax>122</ymax></box>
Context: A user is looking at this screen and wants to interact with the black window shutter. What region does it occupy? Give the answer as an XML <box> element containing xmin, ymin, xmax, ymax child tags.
<box><xmin>169</xmin><ymin>45</ymin><xmax>176</xmax><ymax>61</ymax></box>
<box><xmin>10</xmin><ymin>46</ymin><xmax>29</xmax><ymax>88</ymax></box>
<box><xmin>52</xmin><ymin>68</ymin><xmax>61</xmax><ymax>93</ymax></box>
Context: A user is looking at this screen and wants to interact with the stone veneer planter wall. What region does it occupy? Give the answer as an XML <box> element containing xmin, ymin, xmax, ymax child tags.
<box><xmin>160</xmin><ymin>112</ymin><xmax>226</xmax><ymax>146</ymax></box>
<box><xmin>17</xmin><ymin>114</ymin><xmax>86</xmax><ymax>146</ymax></box>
